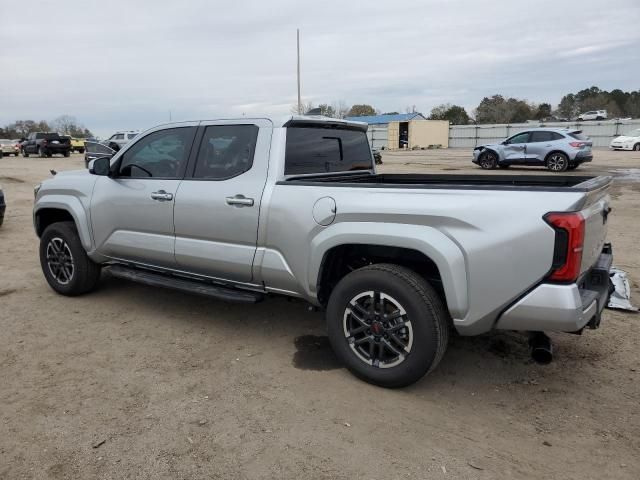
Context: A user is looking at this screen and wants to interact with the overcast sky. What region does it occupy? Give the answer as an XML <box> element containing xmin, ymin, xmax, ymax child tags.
<box><xmin>1</xmin><ymin>0</ymin><xmax>639</xmax><ymax>137</ymax></box>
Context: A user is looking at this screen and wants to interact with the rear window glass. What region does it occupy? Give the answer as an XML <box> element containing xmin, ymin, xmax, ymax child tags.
<box><xmin>569</xmin><ymin>132</ymin><xmax>589</xmax><ymax>141</ymax></box>
<box><xmin>127</xmin><ymin>133</ymin><xmax>138</xmax><ymax>139</ymax></box>
<box><xmin>285</xmin><ymin>126</ymin><xmax>372</xmax><ymax>175</ymax></box>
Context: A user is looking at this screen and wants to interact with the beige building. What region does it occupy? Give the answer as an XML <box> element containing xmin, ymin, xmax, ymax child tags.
<box><xmin>346</xmin><ymin>113</ymin><xmax>449</xmax><ymax>150</ymax></box>
<box><xmin>387</xmin><ymin>119</ymin><xmax>449</xmax><ymax>150</ymax></box>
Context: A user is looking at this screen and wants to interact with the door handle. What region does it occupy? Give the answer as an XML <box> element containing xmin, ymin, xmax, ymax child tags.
<box><xmin>150</xmin><ymin>190</ymin><xmax>174</xmax><ymax>201</ymax></box>
<box><xmin>225</xmin><ymin>195</ymin><xmax>254</xmax><ymax>207</ymax></box>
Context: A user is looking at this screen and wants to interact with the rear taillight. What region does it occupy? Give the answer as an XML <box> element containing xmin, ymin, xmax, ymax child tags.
<box><xmin>569</xmin><ymin>141</ymin><xmax>585</xmax><ymax>148</ymax></box>
<box><xmin>544</xmin><ymin>212</ymin><xmax>585</xmax><ymax>282</ymax></box>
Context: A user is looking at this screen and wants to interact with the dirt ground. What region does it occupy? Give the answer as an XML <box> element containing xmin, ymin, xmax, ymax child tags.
<box><xmin>1</xmin><ymin>149</ymin><xmax>639</xmax><ymax>479</ymax></box>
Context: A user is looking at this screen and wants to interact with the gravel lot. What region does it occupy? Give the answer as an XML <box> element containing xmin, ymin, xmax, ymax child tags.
<box><xmin>1</xmin><ymin>149</ymin><xmax>639</xmax><ymax>479</ymax></box>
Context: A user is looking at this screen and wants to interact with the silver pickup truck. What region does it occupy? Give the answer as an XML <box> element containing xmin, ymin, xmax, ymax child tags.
<box><xmin>33</xmin><ymin>116</ymin><xmax>613</xmax><ymax>387</ymax></box>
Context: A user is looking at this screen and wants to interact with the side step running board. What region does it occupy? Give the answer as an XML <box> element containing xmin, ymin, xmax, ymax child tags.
<box><xmin>108</xmin><ymin>265</ymin><xmax>263</xmax><ymax>303</ymax></box>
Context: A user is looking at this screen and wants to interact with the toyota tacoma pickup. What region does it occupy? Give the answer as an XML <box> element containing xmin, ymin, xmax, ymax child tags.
<box><xmin>33</xmin><ymin>116</ymin><xmax>613</xmax><ymax>387</ymax></box>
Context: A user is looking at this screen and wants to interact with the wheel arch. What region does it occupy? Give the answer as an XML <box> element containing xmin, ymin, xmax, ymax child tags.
<box><xmin>544</xmin><ymin>149</ymin><xmax>569</xmax><ymax>164</ymax></box>
<box><xmin>310</xmin><ymin>222</ymin><xmax>468</xmax><ymax>320</ymax></box>
<box><xmin>34</xmin><ymin>198</ymin><xmax>93</xmax><ymax>251</ymax></box>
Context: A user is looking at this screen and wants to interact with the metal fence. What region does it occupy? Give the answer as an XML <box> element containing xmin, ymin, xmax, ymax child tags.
<box><xmin>448</xmin><ymin>119</ymin><xmax>640</xmax><ymax>148</ymax></box>
<box><xmin>367</xmin><ymin>126</ymin><xmax>388</xmax><ymax>150</ymax></box>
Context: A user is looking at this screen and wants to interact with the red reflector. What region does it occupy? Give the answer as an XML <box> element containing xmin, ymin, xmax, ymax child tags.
<box><xmin>544</xmin><ymin>212</ymin><xmax>585</xmax><ymax>282</ymax></box>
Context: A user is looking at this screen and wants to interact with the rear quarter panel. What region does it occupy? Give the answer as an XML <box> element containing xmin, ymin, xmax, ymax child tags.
<box><xmin>261</xmin><ymin>184</ymin><xmax>587</xmax><ymax>335</ymax></box>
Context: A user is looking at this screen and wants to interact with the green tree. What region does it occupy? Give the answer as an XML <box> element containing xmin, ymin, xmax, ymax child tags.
<box><xmin>474</xmin><ymin>95</ymin><xmax>534</xmax><ymax>124</ymax></box>
<box><xmin>429</xmin><ymin>104</ymin><xmax>470</xmax><ymax>125</ymax></box>
<box><xmin>347</xmin><ymin>104</ymin><xmax>377</xmax><ymax>117</ymax></box>
<box><xmin>535</xmin><ymin>103</ymin><xmax>552</xmax><ymax>120</ymax></box>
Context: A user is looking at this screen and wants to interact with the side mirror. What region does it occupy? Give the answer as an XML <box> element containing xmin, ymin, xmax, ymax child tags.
<box><xmin>89</xmin><ymin>156</ymin><xmax>112</xmax><ymax>176</ymax></box>
<box><xmin>502</xmin><ymin>140</ymin><xmax>508</xmax><ymax>145</ymax></box>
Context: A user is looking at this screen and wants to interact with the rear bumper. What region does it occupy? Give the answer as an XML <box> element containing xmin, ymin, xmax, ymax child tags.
<box><xmin>574</xmin><ymin>151</ymin><xmax>593</xmax><ymax>163</ymax></box>
<box><xmin>495</xmin><ymin>244</ymin><xmax>612</xmax><ymax>332</ymax></box>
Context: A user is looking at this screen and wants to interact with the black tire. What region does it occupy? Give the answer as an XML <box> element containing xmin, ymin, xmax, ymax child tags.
<box><xmin>326</xmin><ymin>263</ymin><xmax>449</xmax><ymax>388</ymax></box>
<box><xmin>63</xmin><ymin>150</ymin><xmax>70</xmax><ymax>157</ymax></box>
<box><xmin>633</xmin><ymin>143</ymin><xmax>640</xmax><ymax>152</ymax></box>
<box><xmin>596</xmin><ymin>116</ymin><xmax>604</xmax><ymax>121</ymax></box>
<box><xmin>39</xmin><ymin>221</ymin><xmax>101</xmax><ymax>296</ymax></box>
<box><xmin>546</xmin><ymin>152</ymin><xmax>569</xmax><ymax>172</ymax></box>
<box><xmin>78</xmin><ymin>148</ymin><xmax>85</xmax><ymax>154</ymax></box>
<box><xmin>22</xmin><ymin>148</ymin><xmax>29</xmax><ymax>157</ymax></box>
<box><xmin>14</xmin><ymin>152</ymin><xmax>18</xmax><ymax>156</ymax></box>
<box><xmin>479</xmin><ymin>151</ymin><xmax>498</xmax><ymax>169</ymax></box>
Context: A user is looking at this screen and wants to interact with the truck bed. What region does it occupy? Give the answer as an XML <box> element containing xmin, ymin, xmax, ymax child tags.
<box><xmin>281</xmin><ymin>172</ymin><xmax>611</xmax><ymax>193</ymax></box>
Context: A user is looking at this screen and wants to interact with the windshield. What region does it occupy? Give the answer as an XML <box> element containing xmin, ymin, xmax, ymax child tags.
<box><xmin>623</xmin><ymin>128</ymin><xmax>640</xmax><ymax>137</ymax></box>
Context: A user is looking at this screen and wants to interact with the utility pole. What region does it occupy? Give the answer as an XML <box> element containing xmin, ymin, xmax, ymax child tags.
<box><xmin>297</xmin><ymin>28</ymin><xmax>302</xmax><ymax>115</ymax></box>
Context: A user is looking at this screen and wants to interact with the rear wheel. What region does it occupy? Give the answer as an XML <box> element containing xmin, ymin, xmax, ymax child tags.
<box><xmin>479</xmin><ymin>151</ymin><xmax>498</xmax><ymax>169</ymax></box>
<box><xmin>326</xmin><ymin>263</ymin><xmax>449</xmax><ymax>388</ymax></box>
<box><xmin>546</xmin><ymin>152</ymin><xmax>569</xmax><ymax>172</ymax></box>
<box><xmin>22</xmin><ymin>149</ymin><xmax>29</xmax><ymax>157</ymax></box>
<box><xmin>39</xmin><ymin>221</ymin><xmax>101</xmax><ymax>296</ymax></box>
<box><xmin>63</xmin><ymin>150</ymin><xmax>70</xmax><ymax>157</ymax></box>
<box><xmin>633</xmin><ymin>143</ymin><xmax>640</xmax><ymax>151</ymax></box>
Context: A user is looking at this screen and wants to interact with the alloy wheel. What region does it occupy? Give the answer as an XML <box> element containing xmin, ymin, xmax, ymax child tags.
<box><xmin>46</xmin><ymin>237</ymin><xmax>75</xmax><ymax>285</ymax></box>
<box><xmin>547</xmin><ymin>154</ymin><xmax>567</xmax><ymax>171</ymax></box>
<box><xmin>343</xmin><ymin>291</ymin><xmax>413</xmax><ymax>368</ymax></box>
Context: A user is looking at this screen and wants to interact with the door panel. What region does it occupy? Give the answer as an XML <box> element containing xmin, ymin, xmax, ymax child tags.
<box><xmin>502</xmin><ymin>132</ymin><xmax>529</xmax><ymax>163</ymax></box>
<box><xmin>173</xmin><ymin>120</ymin><xmax>272</xmax><ymax>283</ymax></box>
<box><xmin>525</xmin><ymin>131</ymin><xmax>555</xmax><ymax>163</ymax></box>
<box><xmin>91</xmin><ymin>178</ymin><xmax>182</xmax><ymax>266</ymax></box>
<box><xmin>90</xmin><ymin>125</ymin><xmax>197</xmax><ymax>267</ymax></box>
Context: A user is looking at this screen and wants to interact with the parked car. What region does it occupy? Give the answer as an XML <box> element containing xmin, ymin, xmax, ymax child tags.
<box><xmin>84</xmin><ymin>141</ymin><xmax>115</xmax><ymax>168</ymax></box>
<box><xmin>21</xmin><ymin>132</ymin><xmax>71</xmax><ymax>157</ymax></box>
<box><xmin>105</xmin><ymin>131</ymin><xmax>139</xmax><ymax>151</ymax></box>
<box><xmin>609</xmin><ymin>128</ymin><xmax>640</xmax><ymax>151</ymax></box>
<box><xmin>472</xmin><ymin>128</ymin><xmax>593</xmax><ymax>172</ymax></box>
<box><xmin>577</xmin><ymin>110</ymin><xmax>607</xmax><ymax>121</ymax></box>
<box><xmin>62</xmin><ymin>136</ymin><xmax>86</xmax><ymax>154</ymax></box>
<box><xmin>0</xmin><ymin>139</ymin><xmax>19</xmax><ymax>156</ymax></box>
<box><xmin>33</xmin><ymin>116</ymin><xmax>613</xmax><ymax>388</ymax></box>
<box><xmin>0</xmin><ymin>184</ymin><xmax>5</xmax><ymax>226</ymax></box>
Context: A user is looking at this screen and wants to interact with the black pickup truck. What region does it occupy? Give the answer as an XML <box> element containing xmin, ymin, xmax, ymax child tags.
<box><xmin>21</xmin><ymin>132</ymin><xmax>71</xmax><ymax>158</ymax></box>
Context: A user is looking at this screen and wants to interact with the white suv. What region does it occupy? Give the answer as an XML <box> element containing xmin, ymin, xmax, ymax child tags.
<box><xmin>106</xmin><ymin>131</ymin><xmax>139</xmax><ymax>151</ymax></box>
<box><xmin>577</xmin><ymin>110</ymin><xmax>607</xmax><ymax>121</ymax></box>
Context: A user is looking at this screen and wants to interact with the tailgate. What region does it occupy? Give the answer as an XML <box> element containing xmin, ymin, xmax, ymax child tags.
<box><xmin>576</xmin><ymin>178</ymin><xmax>611</xmax><ymax>275</ymax></box>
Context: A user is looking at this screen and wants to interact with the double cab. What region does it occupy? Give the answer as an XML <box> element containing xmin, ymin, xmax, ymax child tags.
<box><xmin>34</xmin><ymin>117</ymin><xmax>613</xmax><ymax>387</ymax></box>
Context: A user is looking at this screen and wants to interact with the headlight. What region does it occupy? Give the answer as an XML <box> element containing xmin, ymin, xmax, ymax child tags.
<box><xmin>34</xmin><ymin>183</ymin><xmax>41</xmax><ymax>199</ymax></box>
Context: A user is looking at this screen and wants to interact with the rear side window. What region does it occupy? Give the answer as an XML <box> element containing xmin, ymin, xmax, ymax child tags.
<box><xmin>193</xmin><ymin>125</ymin><xmax>258</xmax><ymax>180</ymax></box>
<box><xmin>115</xmin><ymin>134</ymin><xmax>125</xmax><ymax>140</ymax></box>
<box><xmin>285</xmin><ymin>126</ymin><xmax>372</xmax><ymax>175</ymax></box>
<box><xmin>127</xmin><ymin>133</ymin><xmax>138</xmax><ymax>139</ymax></box>
<box><xmin>569</xmin><ymin>131</ymin><xmax>589</xmax><ymax>141</ymax></box>
<box><xmin>529</xmin><ymin>131</ymin><xmax>554</xmax><ymax>142</ymax></box>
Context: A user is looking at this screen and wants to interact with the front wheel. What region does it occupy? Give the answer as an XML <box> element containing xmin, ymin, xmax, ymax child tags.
<box><xmin>39</xmin><ymin>221</ymin><xmax>101</xmax><ymax>296</ymax></box>
<box><xmin>326</xmin><ymin>264</ymin><xmax>449</xmax><ymax>388</ymax></box>
<box><xmin>633</xmin><ymin>143</ymin><xmax>640</xmax><ymax>151</ymax></box>
<box><xmin>479</xmin><ymin>151</ymin><xmax>498</xmax><ymax>169</ymax></box>
<box><xmin>546</xmin><ymin>152</ymin><xmax>569</xmax><ymax>172</ymax></box>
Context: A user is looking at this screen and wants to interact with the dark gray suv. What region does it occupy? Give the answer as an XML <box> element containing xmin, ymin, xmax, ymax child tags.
<box><xmin>472</xmin><ymin>128</ymin><xmax>593</xmax><ymax>172</ymax></box>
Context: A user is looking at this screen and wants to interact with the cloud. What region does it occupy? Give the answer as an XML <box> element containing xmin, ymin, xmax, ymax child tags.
<box><xmin>1</xmin><ymin>0</ymin><xmax>639</xmax><ymax>136</ymax></box>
